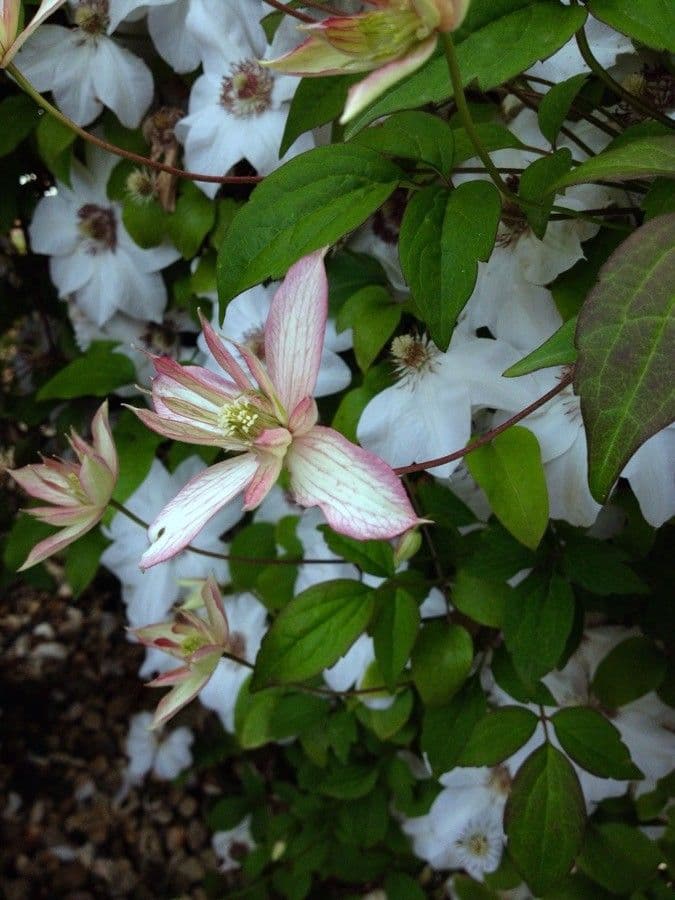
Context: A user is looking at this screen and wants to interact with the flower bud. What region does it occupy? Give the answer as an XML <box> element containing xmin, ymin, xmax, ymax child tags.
<box><xmin>394</xmin><ymin>527</ymin><xmax>423</xmax><ymax>565</ymax></box>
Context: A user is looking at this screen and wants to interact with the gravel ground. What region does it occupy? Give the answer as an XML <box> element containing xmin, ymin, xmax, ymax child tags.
<box><xmin>1</xmin><ymin>572</ymin><xmax>227</xmax><ymax>899</ymax></box>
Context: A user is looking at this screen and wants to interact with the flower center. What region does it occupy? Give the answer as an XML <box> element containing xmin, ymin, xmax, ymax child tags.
<box><xmin>220</xmin><ymin>61</ymin><xmax>274</xmax><ymax>118</ymax></box>
<box><xmin>73</xmin><ymin>0</ymin><xmax>109</xmax><ymax>36</ymax></box>
<box><xmin>77</xmin><ymin>203</ymin><xmax>117</xmax><ymax>253</ymax></box>
<box><xmin>390</xmin><ymin>333</ymin><xmax>438</xmax><ymax>381</ymax></box>
<box><xmin>182</xmin><ymin>633</ymin><xmax>208</xmax><ymax>655</ymax></box>
<box><xmin>463</xmin><ymin>832</ymin><xmax>489</xmax><ymax>858</ymax></box>
<box><xmin>217</xmin><ymin>397</ymin><xmax>266</xmax><ymax>441</ymax></box>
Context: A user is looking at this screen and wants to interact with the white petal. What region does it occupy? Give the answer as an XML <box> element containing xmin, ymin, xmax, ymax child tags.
<box><xmin>92</xmin><ymin>37</ymin><xmax>153</xmax><ymax>128</ymax></box>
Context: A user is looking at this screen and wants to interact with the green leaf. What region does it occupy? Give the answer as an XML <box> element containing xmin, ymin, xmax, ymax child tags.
<box><xmin>343</xmin><ymin>3</ymin><xmax>587</xmax><ymax>136</ymax></box>
<box><xmin>371</xmin><ymin>587</ymin><xmax>420</xmax><ymax>691</ymax></box>
<box><xmin>121</xmin><ymin>195</ymin><xmax>169</xmax><ymax>248</ymax></box>
<box><xmin>505</xmin><ymin>744</ymin><xmax>586</xmax><ymax>895</ymax></box>
<box><xmin>578</xmin><ymin>823</ymin><xmax>662</xmax><ymax>893</ymax></box>
<box><xmin>466</xmin><ymin>426</ymin><xmax>549</xmax><ymax>550</ymax></box>
<box><xmin>503</xmin><ymin>574</ymin><xmax>575</xmax><ymax>684</ymax></box>
<box><xmin>462</xmin><ymin>523</ymin><xmax>538</xmax><ymax>583</ymax></box>
<box><xmin>452</xmin><ymin>877</ymin><xmax>500</xmax><ymax>900</ymax></box>
<box><xmin>168</xmin><ymin>181</ymin><xmax>215</xmax><ymax>258</ymax></box>
<box><xmin>411</xmin><ymin>621</ymin><xmax>473</xmax><ymax>707</ymax></box>
<box><xmin>574</xmin><ymin>213</ymin><xmax>675</xmax><ymax>501</ymax></box>
<box><xmin>458</xmin><ymin>706</ymin><xmax>539</xmax><ymax>766</ymax></box>
<box><xmin>591</xmin><ymin>636</ymin><xmax>666</xmax><ymax>708</ymax></box>
<box><xmin>538</xmin><ymin>74</ymin><xmax>589</xmax><ymax>145</ymax></box>
<box><xmin>234</xmin><ymin>680</ymin><xmax>281</xmax><ymax>749</ymax></box>
<box><xmin>327</xmin><ymin>248</ymin><xmax>388</xmax><ymax>309</ymax></box>
<box><xmin>37</xmin><ymin>342</ymin><xmax>135</xmax><ymax>400</ymax></box>
<box><xmin>644</xmin><ymin>178</ymin><xmax>675</xmax><ymax>221</ymax></box>
<box><xmin>452</xmin><ymin>122</ymin><xmax>526</xmax><ymax>166</ymax></box>
<box><xmin>0</xmin><ymin>95</ymin><xmax>40</xmax><ymax>156</ymax></box>
<box><xmin>551</xmin><ymin>707</ymin><xmax>643</xmax><ymax>779</ymax></box>
<box><xmin>335</xmin><ymin>285</ymin><xmax>401</xmax><ymax>372</ymax></box>
<box><xmin>351</xmin><ymin>111</ymin><xmax>454</xmax><ymax>174</ymax></box>
<box><xmin>552</xmin><ymin>136</ymin><xmax>675</xmax><ymax>189</ymax></box>
<box><xmin>519</xmin><ymin>148</ymin><xmax>574</xmax><ymax>239</ymax></box>
<box><xmin>252</xmin><ymin>580</ymin><xmax>375</xmax><ymax>689</ymax></box>
<box><xmin>399</xmin><ymin>181</ymin><xmax>501</xmax><ymax>350</ymax></box>
<box><xmin>35</xmin><ymin>113</ymin><xmax>76</xmax><ymax>183</ymax></box>
<box><xmin>491</xmin><ymin>644</ymin><xmax>557</xmax><ymax>706</ymax></box>
<box><xmin>318</xmin><ymin>763</ymin><xmax>380</xmax><ymax>800</ymax></box>
<box><xmin>216</xmin><ymin>145</ymin><xmax>401</xmax><ymax>307</ymax></box>
<box><xmin>280</xmin><ymin>74</ymin><xmax>360</xmax><ymax>155</ymax></box>
<box><xmin>587</xmin><ymin>0</ymin><xmax>675</xmax><ymax>52</ymax></box>
<box><xmin>551</xmin><ymin>228</ymin><xmax>626</xmax><ymax>320</ymax></box>
<box><xmin>503</xmin><ymin>317</ymin><xmax>577</xmax><ymax>376</ymax></box>
<box><xmin>561</xmin><ymin>533</ymin><xmax>648</xmax><ymax>595</ymax></box>
<box><xmin>356</xmin><ymin>687</ymin><xmax>414</xmax><ymax>740</ymax></box>
<box><xmin>111</xmin><ymin>411</ymin><xmax>163</xmax><ymax>506</ymax></box>
<box><xmin>64</xmin><ymin>528</ymin><xmax>109</xmax><ymax>597</ymax></box>
<box><xmin>318</xmin><ymin>525</ymin><xmax>395</xmax><ymax>577</ymax></box>
<box><xmin>421</xmin><ymin>677</ymin><xmax>487</xmax><ymax>775</ymax></box>
<box><xmin>4</xmin><ymin>513</ymin><xmax>56</xmax><ymax>573</ymax></box>
<box><xmin>384</xmin><ymin>872</ymin><xmax>427</xmax><ymax>900</ymax></box>
<box><xmin>451</xmin><ymin>569</ymin><xmax>510</xmax><ymax>628</ymax></box>
<box><xmin>230</xmin><ymin>523</ymin><xmax>277</xmax><ymax>591</ymax></box>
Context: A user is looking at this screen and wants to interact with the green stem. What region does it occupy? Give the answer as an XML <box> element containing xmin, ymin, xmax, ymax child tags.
<box><xmin>440</xmin><ymin>32</ymin><xmax>515</xmax><ymax>199</ymax></box>
<box><xmin>7</xmin><ymin>63</ymin><xmax>262</xmax><ymax>185</ymax></box>
<box><xmin>574</xmin><ymin>25</ymin><xmax>675</xmax><ymax>131</ymax></box>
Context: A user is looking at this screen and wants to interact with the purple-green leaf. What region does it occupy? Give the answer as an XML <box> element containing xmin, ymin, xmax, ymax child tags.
<box><xmin>574</xmin><ymin>213</ymin><xmax>675</xmax><ymax>502</ymax></box>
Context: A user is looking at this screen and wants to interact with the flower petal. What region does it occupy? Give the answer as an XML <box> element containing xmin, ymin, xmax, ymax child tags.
<box><xmin>18</xmin><ymin>518</ymin><xmax>96</xmax><ymax>571</ymax></box>
<box><xmin>340</xmin><ymin>36</ymin><xmax>437</xmax><ymax>124</ymax></box>
<box><xmin>90</xmin><ymin>400</ymin><xmax>118</xmax><ymax>477</ymax></box>
<box><xmin>199</xmin><ymin>310</ymin><xmax>255</xmax><ymax>392</ymax></box>
<box><xmin>150</xmin><ymin>657</ymin><xmax>219</xmax><ymax>728</ymax></box>
<box><xmin>286</xmin><ymin>425</ymin><xmax>422</xmax><ymax>539</ymax></box>
<box><xmin>140</xmin><ymin>455</ymin><xmax>259</xmax><ymax>570</ymax></box>
<box><xmin>242</xmin><ymin>452</ymin><xmax>284</xmax><ymax>511</ymax></box>
<box><xmin>265</xmin><ymin>250</ymin><xmax>328</xmax><ymax>414</ymax></box>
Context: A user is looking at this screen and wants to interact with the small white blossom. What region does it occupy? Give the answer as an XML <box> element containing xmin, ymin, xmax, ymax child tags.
<box><xmin>212</xmin><ymin>815</ymin><xmax>255</xmax><ymax>872</ymax></box>
<box><xmin>125</xmin><ymin>711</ymin><xmax>193</xmax><ymax>783</ymax></box>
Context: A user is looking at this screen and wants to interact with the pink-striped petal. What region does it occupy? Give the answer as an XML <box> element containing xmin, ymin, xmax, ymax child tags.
<box><xmin>26</xmin><ymin>504</ymin><xmax>96</xmax><ymax>526</ymax></box>
<box><xmin>289</xmin><ymin>397</ymin><xmax>319</xmax><ymax>435</ymax></box>
<box><xmin>340</xmin><ymin>36</ymin><xmax>437</xmax><ymax>123</ymax></box>
<box><xmin>265</xmin><ymin>250</ymin><xmax>328</xmax><ymax>415</ymax></box>
<box><xmin>18</xmin><ymin>518</ymin><xmax>96</xmax><ymax>571</ymax></box>
<box><xmin>7</xmin><ymin>464</ymin><xmax>75</xmax><ymax>506</ymax></box>
<box><xmin>285</xmin><ymin>426</ymin><xmax>423</xmax><ymax>539</ymax></box>
<box><xmin>151</xmin><ymin>355</ymin><xmax>239</xmax><ymax>403</ymax></box>
<box><xmin>199</xmin><ymin>311</ymin><xmax>255</xmax><ymax>392</ymax></box>
<box><xmin>140</xmin><ymin>454</ymin><xmax>259</xmax><ymax>570</ymax></box>
<box><xmin>202</xmin><ymin>576</ymin><xmax>229</xmax><ymax>646</ymax></box>
<box><xmin>150</xmin><ymin>654</ymin><xmax>220</xmax><ymax>728</ymax></box>
<box><xmin>242</xmin><ymin>452</ymin><xmax>284</xmax><ymax>511</ymax></box>
<box><xmin>90</xmin><ymin>400</ymin><xmax>118</xmax><ymax>477</ymax></box>
<box><xmin>128</xmin><ymin>405</ymin><xmax>240</xmax><ymax>448</ymax></box>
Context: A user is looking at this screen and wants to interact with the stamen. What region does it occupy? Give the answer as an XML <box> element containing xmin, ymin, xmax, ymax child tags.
<box><xmin>77</xmin><ymin>203</ymin><xmax>117</xmax><ymax>253</ymax></box>
<box><xmin>217</xmin><ymin>398</ymin><xmax>262</xmax><ymax>440</ymax></box>
<box><xmin>390</xmin><ymin>333</ymin><xmax>439</xmax><ymax>381</ymax></box>
<box><xmin>220</xmin><ymin>61</ymin><xmax>274</xmax><ymax>118</ymax></box>
<box><xmin>73</xmin><ymin>0</ymin><xmax>110</xmax><ymax>35</ymax></box>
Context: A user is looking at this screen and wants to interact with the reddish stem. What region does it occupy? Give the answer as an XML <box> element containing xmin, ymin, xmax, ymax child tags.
<box><xmin>262</xmin><ymin>0</ymin><xmax>315</xmax><ymax>22</ymax></box>
<box><xmin>394</xmin><ymin>370</ymin><xmax>574</xmax><ymax>475</ymax></box>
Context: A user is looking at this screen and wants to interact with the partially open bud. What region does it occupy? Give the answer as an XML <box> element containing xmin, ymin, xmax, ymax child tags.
<box><xmin>393</xmin><ymin>527</ymin><xmax>423</xmax><ymax>566</ymax></box>
<box><xmin>0</xmin><ymin>0</ymin><xmax>20</xmax><ymax>57</ymax></box>
<box><xmin>1</xmin><ymin>0</ymin><xmax>66</xmax><ymax>67</ymax></box>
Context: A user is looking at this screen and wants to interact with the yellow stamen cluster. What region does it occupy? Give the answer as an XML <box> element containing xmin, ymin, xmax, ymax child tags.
<box><xmin>182</xmin><ymin>633</ymin><xmax>209</xmax><ymax>655</ymax></box>
<box><xmin>218</xmin><ymin>398</ymin><xmax>262</xmax><ymax>441</ymax></box>
<box><xmin>390</xmin><ymin>333</ymin><xmax>438</xmax><ymax>379</ymax></box>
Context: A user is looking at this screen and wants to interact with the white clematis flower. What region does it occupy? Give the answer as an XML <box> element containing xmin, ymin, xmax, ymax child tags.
<box><xmin>125</xmin><ymin>711</ymin><xmax>193</xmax><ymax>783</ymax></box>
<box><xmin>101</xmin><ymin>457</ymin><xmax>243</xmax><ymax>629</ymax></box>
<box><xmin>29</xmin><ymin>147</ymin><xmax>180</xmax><ymax>327</ymax></box>
<box><xmin>212</xmin><ymin>816</ymin><xmax>256</xmax><ymax>872</ymax></box>
<box><xmin>147</xmin><ymin>0</ymin><xmax>200</xmax><ymax>72</ymax></box>
<box><xmin>16</xmin><ymin>0</ymin><xmax>154</xmax><ymax>127</ymax></box>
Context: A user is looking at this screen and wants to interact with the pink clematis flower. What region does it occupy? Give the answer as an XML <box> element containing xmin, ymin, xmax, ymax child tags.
<box><xmin>132</xmin><ymin>576</ymin><xmax>239</xmax><ymax>727</ymax></box>
<box><xmin>131</xmin><ymin>250</ymin><xmax>423</xmax><ymax>570</ymax></box>
<box><xmin>6</xmin><ymin>400</ymin><xmax>118</xmax><ymax>570</ymax></box>
<box><xmin>262</xmin><ymin>0</ymin><xmax>471</xmax><ymax>123</ymax></box>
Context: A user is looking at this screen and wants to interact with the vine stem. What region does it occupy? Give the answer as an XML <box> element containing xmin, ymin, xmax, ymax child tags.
<box><xmin>394</xmin><ymin>370</ymin><xmax>575</xmax><ymax>475</ymax></box>
<box><xmin>574</xmin><ymin>22</ymin><xmax>675</xmax><ymax>132</ymax></box>
<box><xmin>441</xmin><ymin>32</ymin><xmax>515</xmax><ymax>200</ymax></box>
<box><xmin>261</xmin><ymin>0</ymin><xmax>314</xmax><ymax>22</ymax></box>
<box><xmin>7</xmin><ymin>63</ymin><xmax>263</xmax><ymax>185</ymax></box>
<box><xmin>107</xmin><ymin>498</ymin><xmax>343</xmax><ymax>566</ymax></box>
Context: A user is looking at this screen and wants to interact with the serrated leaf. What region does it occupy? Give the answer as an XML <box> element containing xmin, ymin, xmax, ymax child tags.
<box><xmin>588</xmin><ymin>0</ymin><xmax>675</xmax><ymax>52</ymax></box>
<box><xmin>458</xmin><ymin>706</ymin><xmax>539</xmax><ymax>766</ymax></box>
<box><xmin>519</xmin><ymin>148</ymin><xmax>574</xmax><ymax>238</ymax></box>
<box><xmin>574</xmin><ymin>214</ymin><xmax>675</xmax><ymax>502</ymax></box>
<box><xmin>505</xmin><ymin>744</ymin><xmax>586</xmax><ymax>895</ymax></box>
<box><xmin>451</xmin><ymin>569</ymin><xmax>510</xmax><ymax>628</ymax></box>
<box><xmin>216</xmin><ymin>145</ymin><xmax>401</xmax><ymax>308</ymax></box>
<box><xmin>504</xmin><ymin>317</ymin><xmax>577</xmax><ymax>376</ymax></box>
<box><xmin>578</xmin><ymin>823</ymin><xmax>663</xmax><ymax>893</ymax></box>
<box><xmin>411</xmin><ymin>621</ymin><xmax>473</xmax><ymax>707</ymax></box>
<box><xmin>466</xmin><ymin>426</ymin><xmax>549</xmax><ymax>550</ymax></box>
<box><xmin>344</xmin><ymin>3</ymin><xmax>587</xmax><ymax>136</ymax></box>
<box><xmin>399</xmin><ymin>181</ymin><xmax>501</xmax><ymax>350</ymax></box>
<box><xmin>37</xmin><ymin>342</ymin><xmax>135</xmax><ymax>400</ymax></box>
<box><xmin>252</xmin><ymin>580</ymin><xmax>374</xmax><ymax>689</ymax></box>
<box><xmin>503</xmin><ymin>574</ymin><xmax>575</xmax><ymax>684</ymax></box>
<box><xmin>318</xmin><ymin>525</ymin><xmax>395</xmax><ymax>577</ymax></box>
<box><xmin>335</xmin><ymin>285</ymin><xmax>401</xmax><ymax>372</ymax></box>
<box><xmin>371</xmin><ymin>587</ymin><xmax>420</xmax><ymax>690</ymax></box>
<box><xmin>538</xmin><ymin>74</ymin><xmax>589</xmax><ymax>145</ymax></box>
<box><xmin>552</xmin><ymin>136</ymin><xmax>675</xmax><ymax>189</ymax></box>
<box><xmin>591</xmin><ymin>636</ymin><xmax>666</xmax><ymax>708</ymax></box>
<box><xmin>351</xmin><ymin>111</ymin><xmax>454</xmax><ymax>175</ymax></box>
<box><xmin>552</xmin><ymin>707</ymin><xmax>643</xmax><ymax>779</ymax></box>
<box><xmin>421</xmin><ymin>677</ymin><xmax>487</xmax><ymax>775</ymax></box>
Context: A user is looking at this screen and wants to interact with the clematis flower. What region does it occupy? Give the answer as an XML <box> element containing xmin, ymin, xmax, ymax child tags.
<box><xmin>1</xmin><ymin>0</ymin><xmax>66</xmax><ymax>67</ymax></box>
<box><xmin>263</xmin><ymin>0</ymin><xmax>471</xmax><ymax>123</ymax></box>
<box><xmin>131</xmin><ymin>250</ymin><xmax>423</xmax><ymax>570</ymax></box>
<box><xmin>6</xmin><ymin>400</ymin><xmax>117</xmax><ymax>570</ymax></box>
<box><xmin>132</xmin><ymin>575</ymin><xmax>238</xmax><ymax>727</ymax></box>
